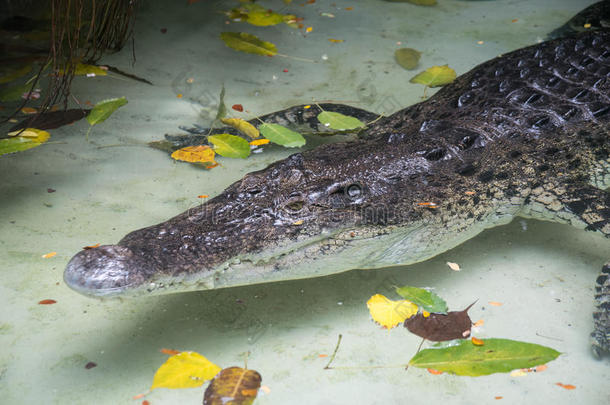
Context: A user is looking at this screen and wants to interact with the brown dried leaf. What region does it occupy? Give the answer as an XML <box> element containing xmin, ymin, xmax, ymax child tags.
<box><xmin>404</xmin><ymin>301</ymin><xmax>476</xmax><ymax>341</ymax></box>
<box><xmin>204</xmin><ymin>367</ymin><xmax>261</xmax><ymax>405</ymax></box>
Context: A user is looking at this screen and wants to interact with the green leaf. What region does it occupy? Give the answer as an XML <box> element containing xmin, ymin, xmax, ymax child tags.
<box><xmin>409</xmin><ymin>338</ymin><xmax>561</xmax><ymax>376</ymax></box>
<box><xmin>395</xmin><ymin>285</ymin><xmax>448</xmax><ymax>314</ymax></box>
<box><xmin>220</xmin><ymin>32</ymin><xmax>277</xmax><ymax>56</ymax></box>
<box><xmin>317</xmin><ymin>111</ymin><xmax>365</xmax><ymax>131</ymax></box>
<box><xmin>259</xmin><ymin>123</ymin><xmax>306</xmax><ymax>148</ymax></box>
<box><xmin>0</xmin><ymin>128</ymin><xmax>50</xmax><ymax>156</ymax></box>
<box><xmin>208</xmin><ymin>134</ymin><xmax>250</xmax><ymax>159</ymax></box>
<box><xmin>410</xmin><ymin>65</ymin><xmax>456</xmax><ymax>87</ymax></box>
<box><xmin>0</xmin><ymin>83</ymin><xmax>32</xmax><ymax>102</ymax></box>
<box><xmin>71</xmin><ymin>63</ymin><xmax>107</xmax><ymax>76</ymax></box>
<box><xmin>87</xmin><ymin>97</ymin><xmax>128</xmax><ymax>126</ymax></box>
<box><xmin>247</xmin><ymin>11</ymin><xmax>285</xmax><ymax>26</ymax></box>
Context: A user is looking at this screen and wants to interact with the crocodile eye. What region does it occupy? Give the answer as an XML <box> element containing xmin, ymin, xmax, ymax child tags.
<box><xmin>285</xmin><ymin>200</ymin><xmax>304</xmax><ymax>213</ymax></box>
<box><xmin>346</xmin><ymin>183</ymin><xmax>362</xmax><ymax>199</ymax></box>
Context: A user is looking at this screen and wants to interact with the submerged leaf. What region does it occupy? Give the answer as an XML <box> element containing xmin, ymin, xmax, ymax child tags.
<box><xmin>1</xmin><ymin>128</ymin><xmax>50</xmax><ymax>156</ymax></box>
<box><xmin>259</xmin><ymin>123</ymin><xmax>306</xmax><ymax>147</ymax></box>
<box><xmin>410</xmin><ymin>65</ymin><xmax>456</xmax><ymax>87</ymax></box>
<box><xmin>395</xmin><ymin>48</ymin><xmax>421</xmax><ymax>70</ymax></box>
<box><xmin>220</xmin><ymin>32</ymin><xmax>277</xmax><ymax>56</ymax></box>
<box><xmin>0</xmin><ymin>83</ymin><xmax>32</xmax><ymax>102</ymax></box>
<box><xmin>221</xmin><ymin>117</ymin><xmax>259</xmax><ymax>139</ymax></box>
<box><xmin>151</xmin><ymin>351</ymin><xmax>221</xmax><ymax>390</ymax></box>
<box><xmin>317</xmin><ymin>111</ymin><xmax>365</xmax><ymax>131</ymax></box>
<box><xmin>395</xmin><ymin>285</ymin><xmax>448</xmax><ymax>314</ymax></box>
<box><xmin>215</xmin><ymin>85</ymin><xmax>227</xmax><ymax>121</ymax></box>
<box><xmin>87</xmin><ymin>97</ymin><xmax>128</xmax><ymax>126</ymax></box>
<box><xmin>367</xmin><ymin>294</ymin><xmax>418</xmax><ymax>329</ymax></box>
<box><xmin>404</xmin><ymin>301</ymin><xmax>476</xmax><ymax>341</ymax></box>
<box><xmin>208</xmin><ymin>134</ymin><xmax>251</xmax><ymax>158</ymax></box>
<box><xmin>409</xmin><ymin>338</ymin><xmax>561</xmax><ymax>376</ymax></box>
<box><xmin>10</xmin><ymin>109</ymin><xmax>90</xmax><ymax>132</ymax></box>
<box><xmin>0</xmin><ymin>64</ymin><xmax>32</xmax><ymax>84</ymax></box>
<box><xmin>204</xmin><ymin>366</ymin><xmax>261</xmax><ymax>405</ymax></box>
<box><xmin>171</xmin><ymin>145</ymin><xmax>216</xmax><ymax>163</ymax></box>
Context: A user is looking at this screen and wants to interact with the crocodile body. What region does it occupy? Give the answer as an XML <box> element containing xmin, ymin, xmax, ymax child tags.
<box><xmin>65</xmin><ymin>28</ymin><xmax>610</xmax><ymax>354</ymax></box>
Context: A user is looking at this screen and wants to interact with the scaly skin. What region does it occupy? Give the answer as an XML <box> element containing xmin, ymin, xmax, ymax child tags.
<box><xmin>65</xmin><ymin>29</ymin><xmax>610</xmax><ymax>354</ymax></box>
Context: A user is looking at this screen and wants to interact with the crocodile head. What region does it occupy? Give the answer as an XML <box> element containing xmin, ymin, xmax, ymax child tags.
<box><xmin>64</xmin><ymin>139</ymin><xmax>435</xmax><ymax>298</ymax></box>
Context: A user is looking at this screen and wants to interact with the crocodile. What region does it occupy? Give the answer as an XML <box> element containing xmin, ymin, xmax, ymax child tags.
<box><xmin>65</xmin><ymin>12</ymin><xmax>610</xmax><ymax>355</ymax></box>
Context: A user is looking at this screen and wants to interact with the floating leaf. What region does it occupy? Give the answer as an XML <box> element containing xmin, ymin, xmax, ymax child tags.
<box><xmin>249</xmin><ymin>138</ymin><xmax>270</xmax><ymax>146</ymax></box>
<box><xmin>247</xmin><ymin>10</ymin><xmax>285</xmax><ymax>26</ymax></box>
<box><xmin>204</xmin><ymin>366</ymin><xmax>261</xmax><ymax>405</ymax></box>
<box><xmin>21</xmin><ymin>107</ymin><xmax>37</xmax><ymax>114</ymax></box>
<box><xmin>259</xmin><ymin>123</ymin><xmax>306</xmax><ymax>147</ymax></box>
<box><xmin>151</xmin><ymin>351</ymin><xmax>221</xmax><ymax>390</ymax></box>
<box><xmin>74</xmin><ymin>63</ymin><xmax>107</xmax><ymax>76</ymax></box>
<box><xmin>40</xmin><ymin>250</ymin><xmax>57</xmax><ymax>258</ymax></box>
<box><xmin>410</xmin><ymin>65</ymin><xmax>456</xmax><ymax>87</ymax></box>
<box><xmin>367</xmin><ymin>294</ymin><xmax>418</xmax><ymax>329</ymax></box>
<box><xmin>317</xmin><ymin>111</ymin><xmax>365</xmax><ymax>131</ymax></box>
<box><xmin>208</xmin><ymin>134</ymin><xmax>250</xmax><ymax>159</ymax></box>
<box><xmin>171</xmin><ymin>145</ymin><xmax>216</xmax><ymax>163</ymax></box>
<box><xmin>87</xmin><ymin>97</ymin><xmax>128</xmax><ymax>126</ymax></box>
<box><xmin>395</xmin><ymin>285</ymin><xmax>448</xmax><ymax>313</ymax></box>
<box><xmin>221</xmin><ymin>118</ymin><xmax>260</xmax><ymax>139</ymax></box>
<box><xmin>404</xmin><ymin>301</ymin><xmax>476</xmax><ymax>341</ymax></box>
<box><xmin>0</xmin><ymin>64</ymin><xmax>32</xmax><ymax>84</ymax></box>
<box><xmin>408</xmin><ymin>338</ymin><xmax>561</xmax><ymax>376</ymax></box>
<box><xmin>220</xmin><ymin>32</ymin><xmax>277</xmax><ymax>56</ymax></box>
<box><xmin>447</xmin><ymin>261</ymin><xmax>460</xmax><ymax>271</ymax></box>
<box><xmin>1</xmin><ymin>128</ymin><xmax>50</xmax><ymax>156</ymax></box>
<box><xmin>395</xmin><ymin>48</ymin><xmax>421</xmax><ymax>70</ymax></box>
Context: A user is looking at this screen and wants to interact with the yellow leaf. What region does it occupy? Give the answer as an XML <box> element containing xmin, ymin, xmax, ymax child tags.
<box><xmin>366</xmin><ymin>294</ymin><xmax>418</xmax><ymax>329</ymax></box>
<box><xmin>221</xmin><ymin>118</ymin><xmax>260</xmax><ymax>139</ymax></box>
<box><xmin>249</xmin><ymin>138</ymin><xmax>270</xmax><ymax>146</ymax></box>
<box><xmin>21</xmin><ymin>107</ymin><xmax>37</xmax><ymax>114</ymax></box>
<box><xmin>410</xmin><ymin>65</ymin><xmax>456</xmax><ymax>87</ymax></box>
<box><xmin>151</xmin><ymin>351</ymin><xmax>221</xmax><ymax>390</ymax></box>
<box><xmin>171</xmin><ymin>145</ymin><xmax>216</xmax><ymax>163</ymax></box>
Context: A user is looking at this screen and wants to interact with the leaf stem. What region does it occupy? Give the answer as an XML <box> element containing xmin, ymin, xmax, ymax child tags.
<box><xmin>323</xmin><ymin>334</ymin><xmax>342</xmax><ymax>370</ymax></box>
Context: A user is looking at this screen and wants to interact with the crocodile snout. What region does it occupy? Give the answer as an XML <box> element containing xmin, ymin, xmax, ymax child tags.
<box><xmin>64</xmin><ymin>245</ymin><xmax>152</xmax><ymax>298</ymax></box>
